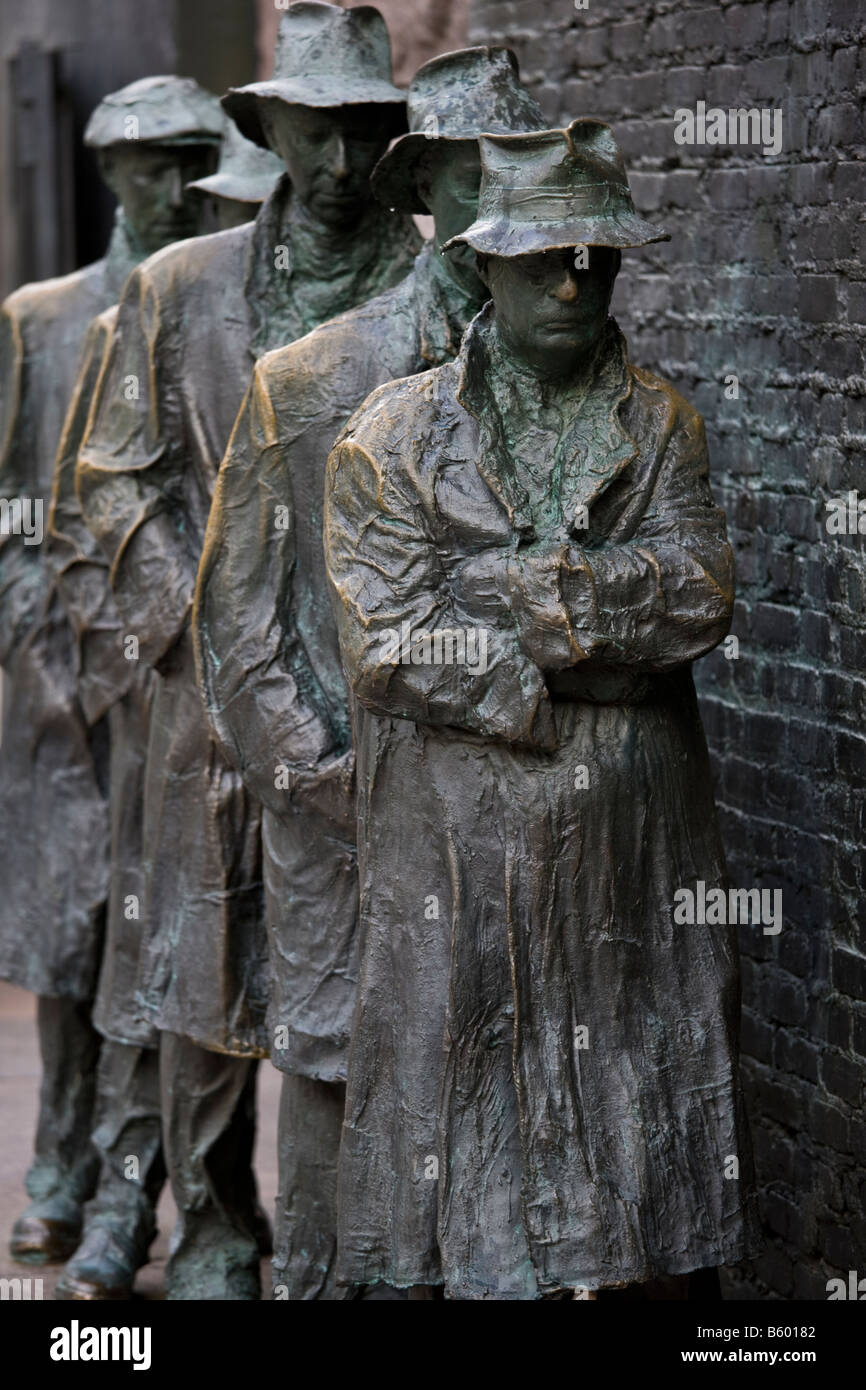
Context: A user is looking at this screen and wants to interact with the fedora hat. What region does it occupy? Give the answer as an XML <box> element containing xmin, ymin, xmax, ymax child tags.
<box><xmin>222</xmin><ymin>2</ymin><xmax>407</xmax><ymax>151</ymax></box>
<box><xmin>371</xmin><ymin>47</ymin><xmax>546</xmax><ymax>215</ymax></box>
<box><xmin>84</xmin><ymin>76</ymin><xmax>223</xmax><ymax>149</ymax></box>
<box><xmin>186</xmin><ymin>120</ymin><xmax>283</xmax><ymax>204</ymax></box>
<box><xmin>445</xmin><ymin>118</ymin><xmax>669</xmax><ymax>257</ymax></box>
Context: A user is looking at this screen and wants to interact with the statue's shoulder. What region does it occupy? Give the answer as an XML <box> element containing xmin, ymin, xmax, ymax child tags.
<box><xmin>332</xmin><ymin>367</ymin><xmax>460</xmax><ymax>506</ymax></box>
<box><xmin>131</xmin><ymin>224</ymin><xmax>251</xmax><ymax>297</ymax></box>
<box><xmin>93</xmin><ymin>304</ymin><xmax>119</xmax><ymax>335</ymax></box>
<box><xmin>345</xmin><ymin>366</ymin><xmax>448</xmax><ymax>446</ymax></box>
<box><xmin>258</xmin><ymin>270</ymin><xmax>419</xmax><ymax>405</ymax></box>
<box><xmin>80</xmin><ymin>305</ymin><xmax>118</xmax><ymax>365</ymax></box>
<box><xmin>2</xmin><ymin>259</ymin><xmax>105</xmax><ymax>332</ymax></box>
<box><xmin>630</xmin><ymin>362</ymin><xmax>705</xmax><ymax>437</ymax></box>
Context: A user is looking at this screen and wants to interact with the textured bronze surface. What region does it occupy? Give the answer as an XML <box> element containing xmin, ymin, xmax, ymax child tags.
<box><xmin>194</xmin><ymin>44</ymin><xmax>543</xmax><ymax>1299</ymax></box>
<box><xmin>324</xmin><ymin>122</ymin><xmax>759</xmax><ymax>1297</ymax></box>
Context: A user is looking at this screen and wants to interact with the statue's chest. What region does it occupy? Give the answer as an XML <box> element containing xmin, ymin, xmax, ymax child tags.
<box><xmin>432</xmin><ymin>452</ymin><xmax>514</xmax><ymax>554</ymax></box>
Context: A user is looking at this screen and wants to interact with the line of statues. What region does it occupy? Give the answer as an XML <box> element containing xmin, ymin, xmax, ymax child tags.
<box><xmin>0</xmin><ymin>1</ymin><xmax>759</xmax><ymax>1300</ymax></box>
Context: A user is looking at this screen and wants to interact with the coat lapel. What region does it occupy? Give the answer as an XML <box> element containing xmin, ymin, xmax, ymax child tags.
<box><xmin>456</xmin><ymin>304</ymin><xmax>535</xmax><ymax>541</ymax></box>
<box><xmin>556</xmin><ymin>322</ymin><xmax>639</xmax><ymax>535</ymax></box>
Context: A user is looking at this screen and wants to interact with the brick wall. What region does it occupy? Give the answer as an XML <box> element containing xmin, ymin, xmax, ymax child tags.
<box><xmin>469</xmin><ymin>0</ymin><xmax>865</xmax><ymax>1300</ymax></box>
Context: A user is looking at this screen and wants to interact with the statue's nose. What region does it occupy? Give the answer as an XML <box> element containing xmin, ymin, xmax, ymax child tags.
<box><xmin>329</xmin><ymin>134</ymin><xmax>349</xmax><ymax>180</ymax></box>
<box><xmin>553</xmin><ymin>272</ymin><xmax>579</xmax><ymax>303</ymax></box>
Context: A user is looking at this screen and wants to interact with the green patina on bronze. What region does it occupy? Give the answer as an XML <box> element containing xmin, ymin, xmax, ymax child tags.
<box><xmin>42</xmin><ymin>97</ymin><xmax>282</xmax><ymax>1303</ymax></box>
<box><xmin>193</xmin><ymin>43</ymin><xmax>544</xmax><ymax>1300</ymax></box>
<box><xmin>0</xmin><ymin>75</ymin><xmax>222</xmax><ymax>1275</ymax></box>
<box><xmin>76</xmin><ymin>1</ymin><xmax>420</xmax><ymax>1300</ymax></box>
<box><xmin>324</xmin><ymin>120</ymin><xmax>760</xmax><ymax>1297</ymax></box>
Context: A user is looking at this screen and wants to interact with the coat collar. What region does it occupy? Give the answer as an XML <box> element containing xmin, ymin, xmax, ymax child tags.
<box><xmin>245</xmin><ymin>173</ymin><xmax>420</xmax><ymax>359</ymax></box>
<box><xmin>455</xmin><ymin>302</ymin><xmax>638</xmax><ymax>540</ymax></box>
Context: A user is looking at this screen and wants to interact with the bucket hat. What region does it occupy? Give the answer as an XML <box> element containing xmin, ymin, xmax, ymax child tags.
<box><xmin>84</xmin><ymin>75</ymin><xmax>223</xmax><ymax>149</ymax></box>
<box><xmin>445</xmin><ymin>118</ymin><xmax>669</xmax><ymax>257</ymax></box>
<box><xmin>372</xmin><ymin>47</ymin><xmax>546</xmax><ymax>214</ymax></box>
<box><xmin>186</xmin><ymin>120</ymin><xmax>283</xmax><ymax>203</ymax></box>
<box><xmin>222</xmin><ymin>2</ymin><xmax>406</xmax><ymax>150</ymax></box>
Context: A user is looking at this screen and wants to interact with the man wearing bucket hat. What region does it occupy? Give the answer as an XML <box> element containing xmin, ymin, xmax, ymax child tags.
<box><xmin>44</xmin><ymin>99</ymin><xmax>287</xmax><ymax>1303</ymax></box>
<box><xmin>194</xmin><ymin>46</ymin><xmax>545</xmax><ymax>1300</ymax></box>
<box><xmin>325</xmin><ymin>119</ymin><xmax>760</xmax><ymax>1297</ymax></box>
<box><xmin>187</xmin><ymin>120</ymin><xmax>283</xmax><ymax>232</ymax></box>
<box><xmin>0</xmin><ymin>75</ymin><xmax>222</xmax><ymax>1272</ymax></box>
<box><xmin>77</xmin><ymin>2</ymin><xmax>419</xmax><ymax>1299</ymax></box>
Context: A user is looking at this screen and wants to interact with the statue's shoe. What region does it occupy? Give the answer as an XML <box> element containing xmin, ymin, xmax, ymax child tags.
<box><xmin>55</xmin><ymin>1220</ymin><xmax>154</xmax><ymax>1301</ymax></box>
<box><xmin>167</xmin><ymin>1249</ymin><xmax>262</xmax><ymax>1301</ymax></box>
<box><xmin>10</xmin><ymin>1196</ymin><xmax>82</xmax><ymax>1264</ymax></box>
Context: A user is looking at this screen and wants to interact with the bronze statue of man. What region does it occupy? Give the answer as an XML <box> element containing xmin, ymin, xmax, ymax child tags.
<box><xmin>0</xmin><ymin>77</ymin><xmax>222</xmax><ymax>1272</ymax></box>
<box><xmin>46</xmin><ymin>100</ymin><xmax>279</xmax><ymax>1303</ymax></box>
<box><xmin>325</xmin><ymin>119</ymin><xmax>759</xmax><ymax>1298</ymax></box>
<box><xmin>77</xmin><ymin>1</ymin><xmax>419</xmax><ymax>1300</ymax></box>
<box><xmin>194</xmin><ymin>46</ymin><xmax>545</xmax><ymax>1300</ymax></box>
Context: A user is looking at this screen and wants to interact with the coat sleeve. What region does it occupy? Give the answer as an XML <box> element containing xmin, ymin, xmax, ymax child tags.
<box><xmin>194</xmin><ymin>365</ymin><xmax>354</xmax><ymax>829</ymax></box>
<box><xmin>505</xmin><ymin>403</ymin><xmax>734</xmax><ymax>674</ymax></box>
<box><xmin>48</xmin><ymin>311</ymin><xmax>137</xmax><ymax>725</ymax></box>
<box><xmin>76</xmin><ymin>265</ymin><xmax>198</xmax><ymax>670</ymax></box>
<box><xmin>0</xmin><ymin>301</ymin><xmax>44</xmax><ymax>667</ymax></box>
<box><xmin>324</xmin><ymin>398</ymin><xmax>556</xmax><ymax>750</ymax></box>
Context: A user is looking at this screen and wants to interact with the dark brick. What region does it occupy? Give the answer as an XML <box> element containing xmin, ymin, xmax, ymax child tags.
<box><xmin>742</xmin><ymin>1007</ymin><xmax>775</xmax><ymax>1064</ymax></box>
<box><xmin>774</xmin><ymin>1029</ymin><xmax>820</xmax><ymax>1081</ymax></box>
<box><xmin>833</xmin><ymin>948</ymin><xmax>866</xmax><ymax>1000</ymax></box>
<box><xmin>827</xmin><ymin>1000</ymin><xmax>852</xmax><ymax>1050</ymax></box>
<box><xmin>822</xmin><ymin>1051</ymin><xmax>864</xmax><ymax>1105</ymax></box>
<box><xmin>799</xmin><ymin>275</ymin><xmax>839</xmax><ymax>323</ymax></box>
<box><xmin>821</xmin><ymin>1222</ymin><xmax>861</xmax><ymax>1269</ymax></box>
<box><xmin>755</xmin><ymin>1243</ymin><xmax>794</xmax><ymax>1297</ymax></box>
<box><xmin>808</xmin><ymin>1097</ymin><xmax>849</xmax><ymax>1152</ymax></box>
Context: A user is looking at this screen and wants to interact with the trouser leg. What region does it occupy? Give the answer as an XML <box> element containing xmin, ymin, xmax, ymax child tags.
<box><xmin>11</xmin><ymin>995</ymin><xmax>101</xmax><ymax>1262</ymax></box>
<box><xmin>57</xmin><ymin>1040</ymin><xmax>165</xmax><ymax>1298</ymax></box>
<box><xmin>271</xmin><ymin>1073</ymin><xmax>349</xmax><ymax>1301</ymax></box>
<box><xmin>160</xmin><ymin>1031</ymin><xmax>262</xmax><ymax>1300</ymax></box>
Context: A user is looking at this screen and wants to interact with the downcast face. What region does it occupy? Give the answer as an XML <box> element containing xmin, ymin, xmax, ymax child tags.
<box><xmin>483</xmin><ymin>245</ymin><xmax>620</xmax><ymax>377</ymax></box>
<box><xmin>417</xmin><ymin>142</ymin><xmax>483</xmax><ymax>294</ymax></box>
<box><xmin>259</xmin><ymin>102</ymin><xmax>393</xmax><ymax>229</ymax></box>
<box><xmin>99</xmin><ymin>142</ymin><xmax>218</xmax><ymax>253</ymax></box>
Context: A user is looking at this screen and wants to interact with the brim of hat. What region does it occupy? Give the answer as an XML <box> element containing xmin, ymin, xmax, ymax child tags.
<box><xmin>186</xmin><ymin>172</ymin><xmax>276</xmax><ymax>202</ymax></box>
<box><xmin>223</xmin><ymin>81</ymin><xmax>407</xmax><ymax>150</ymax></box>
<box><xmin>87</xmin><ymin>129</ymin><xmax>222</xmax><ymax>149</ymax></box>
<box><xmin>372</xmin><ymin>132</ymin><xmax>475</xmax><ymax>214</ymax></box>
<box><xmin>444</xmin><ymin>213</ymin><xmax>670</xmax><ymax>256</ymax></box>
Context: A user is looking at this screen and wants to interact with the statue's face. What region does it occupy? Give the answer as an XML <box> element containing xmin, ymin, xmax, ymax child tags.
<box><xmin>417</xmin><ymin>142</ymin><xmax>483</xmax><ymax>294</ymax></box>
<box><xmin>99</xmin><ymin>143</ymin><xmax>218</xmax><ymax>253</ymax></box>
<box><xmin>196</xmin><ymin>194</ymin><xmax>257</xmax><ymax>233</ymax></box>
<box><xmin>483</xmin><ymin>246</ymin><xmax>620</xmax><ymax>377</ymax></box>
<box><xmin>259</xmin><ymin>102</ymin><xmax>392</xmax><ymax>228</ymax></box>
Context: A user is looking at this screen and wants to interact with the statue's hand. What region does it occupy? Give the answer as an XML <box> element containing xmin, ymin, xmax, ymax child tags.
<box><xmin>450</xmin><ymin>548</ymin><xmax>513</xmax><ymax>622</ymax></box>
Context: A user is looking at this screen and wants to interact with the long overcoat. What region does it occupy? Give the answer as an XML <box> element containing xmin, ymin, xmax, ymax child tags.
<box><xmin>325</xmin><ymin>304</ymin><xmax>759</xmax><ymax>1296</ymax></box>
<box><xmin>49</xmin><ymin>306</ymin><xmax>155</xmax><ymax>1046</ymax></box>
<box><xmin>77</xmin><ymin>175</ymin><xmax>419</xmax><ymax>1056</ymax></box>
<box><xmin>0</xmin><ymin>218</ymin><xmax>137</xmax><ymax>998</ymax></box>
<box><xmin>195</xmin><ymin>245</ymin><xmax>485</xmax><ymax>1081</ymax></box>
